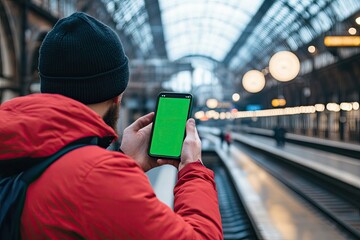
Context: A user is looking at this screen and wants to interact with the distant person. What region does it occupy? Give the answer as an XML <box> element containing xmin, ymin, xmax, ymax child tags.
<box><xmin>0</xmin><ymin>12</ymin><xmax>222</xmax><ymax>239</ymax></box>
<box><xmin>219</xmin><ymin>130</ymin><xmax>225</xmax><ymax>148</ymax></box>
<box><xmin>225</xmin><ymin>131</ymin><xmax>232</xmax><ymax>150</ymax></box>
<box><xmin>274</xmin><ymin>126</ymin><xmax>287</xmax><ymax>147</ymax></box>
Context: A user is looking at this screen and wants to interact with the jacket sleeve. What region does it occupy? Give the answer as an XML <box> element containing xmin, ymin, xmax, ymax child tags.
<box><xmin>174</xmin><ymin>161</ymin><xmax>223</xmax><ymax>239</ymax></box>
<box><xmin>79</xmin><ymin>153</ymin><xmax>223</xmax><ymax>240</ymax></box>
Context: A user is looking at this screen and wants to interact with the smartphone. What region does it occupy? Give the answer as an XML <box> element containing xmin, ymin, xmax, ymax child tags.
<box><xmin>148</xmin><ymin>92</ymin><xmax>193</xmax><ymax>159</ymax></box>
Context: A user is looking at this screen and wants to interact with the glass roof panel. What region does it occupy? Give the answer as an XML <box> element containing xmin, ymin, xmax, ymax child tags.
<box><xmin>332</xmin><ymin>0</ymin><xmax>360</xmax><ymax>20</ymax></box>
<box><xmin>102</xmin><ymin>0</ymin><xmax>154</xmax><ymax>56</ymax></box>
<box><xmin>228</xmin><ymin>0</ymin><xmax>360</xmax><ymax>71</ymax></box>
<box><xmin>159</xmin><ymin>0</ymin><xmax>265</xmax><ymax>61</ymax></box>
<box><xmin>165</xmin><ymin>18</ymin><xmax>239</xmax><ymax>41</ymax></box>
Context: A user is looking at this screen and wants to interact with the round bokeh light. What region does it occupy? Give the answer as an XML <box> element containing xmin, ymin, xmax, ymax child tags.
<box><xmin>232</xmin><ymin>93</ymin><xmax>240</xmax><ymax>102</ymax></box>
<box><xmin>206</xmin><ymin>98</ymin><xmax>218</xmax><ymax>108</ymax></box>
<box><xmin>269</xmin><ymin>51</ymin><xmax>300</xmax><ymax>82</ymax></box>
<box><xmin>242</xmin><ymin>70</ymin><xmax>266</xmax><ymax>93</ymax></box>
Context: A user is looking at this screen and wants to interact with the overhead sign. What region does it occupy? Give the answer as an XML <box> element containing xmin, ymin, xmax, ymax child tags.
<box><xmin>246</xmin><ymin>104</ymin><xmax>262</xmax><ymax>111</ymax></box>
<box><xmin>272</xmin><ymin>99</ymin><xmax>286</xmax><ymax>107</ymax></box>
<box><xmin>324</xmin><ymin>36</ymin><xmax>360</xmax><ymax>47</ymax></box>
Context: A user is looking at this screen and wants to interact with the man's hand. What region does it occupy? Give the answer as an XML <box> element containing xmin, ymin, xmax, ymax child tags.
<box><xmin>157</xmin><ymin>118</ymin><xmax>202</xmax><ymax>171</ymax></box>
<box><xmin>179</xmin><ymin>118</ymin><xmax>202</xmax><ymax>171</ymax></box>
<box><xmin>120</xmin><ymin>112</ymin><xmax>179</xmax><ymax>172</ymax></box>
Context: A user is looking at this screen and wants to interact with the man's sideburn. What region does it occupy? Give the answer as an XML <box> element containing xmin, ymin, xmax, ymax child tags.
<box><xmin>103</xmin><ymin>102</ymin><xmax>120</xmax><ymax>132</ymax></box>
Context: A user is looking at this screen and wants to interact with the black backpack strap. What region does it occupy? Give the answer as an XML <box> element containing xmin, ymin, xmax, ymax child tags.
<box><xmin>0</xmin><ymin>138</ymin><xmax>97</xmax><ymax>240</ymax></box>
<box><xmin>21</xmin><ymin>142</ymin><xmax>89</xmax><ymax>182</ymax></box>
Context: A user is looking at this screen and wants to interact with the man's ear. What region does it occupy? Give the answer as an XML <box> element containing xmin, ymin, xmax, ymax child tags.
<box><xmin>113</xmin><ymin>96</ymin><xmax>119</xmax><ymax>104</ymax></box>
<box><xmin>113</xmin><ymin>94</ymin><xmax>120</xmax><ymax>104</ymax></box>
<box><xmin>113</xmin><ymin>93</ymin><xmax>124</xmax><ymax>104</ymax></box>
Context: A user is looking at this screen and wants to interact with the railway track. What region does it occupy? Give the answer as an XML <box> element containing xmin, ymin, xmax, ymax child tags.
<box><xmin>204</xmin><ymin>151</ymin><xmax>259</xmax><ymax>240</ymax></box>
<box><xmin>234</xmin><ymin>142</ymin><xmax>360</xmax><ymax>240</ymax></box>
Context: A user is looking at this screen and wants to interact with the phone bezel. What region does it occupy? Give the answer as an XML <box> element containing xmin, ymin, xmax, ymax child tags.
<box><xmin>148</xmin><ymin>92</ymin><xmax>193</xmax><ymax>160</ymax></box>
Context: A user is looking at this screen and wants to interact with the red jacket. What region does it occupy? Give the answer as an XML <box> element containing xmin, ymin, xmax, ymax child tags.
<box><xmin>0</xmin><ymin>94</ymin><xmax>222</xmax><ymax>239</ymax></box>
<box><xmin>225</xmin><ymin>133</ymin><xmax>231</xmax><ymax>143</ymax></box>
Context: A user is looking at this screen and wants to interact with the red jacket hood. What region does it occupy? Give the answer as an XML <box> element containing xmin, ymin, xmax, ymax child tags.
<box><xmin>0</xmin><ymin>94</ymin><xmax>117</xmax><ymax>160</ymax></box>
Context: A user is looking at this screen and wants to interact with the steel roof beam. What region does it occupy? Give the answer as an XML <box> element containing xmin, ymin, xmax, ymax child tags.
<box><xmin>222</xmin><ymin>0</ymin><xmax>275</xmax><ymax>66</ymax></box>
<box><xmin>144</xmin><ymin>0</ymin><xmax>167</xmax><ymax>58</ymax></box>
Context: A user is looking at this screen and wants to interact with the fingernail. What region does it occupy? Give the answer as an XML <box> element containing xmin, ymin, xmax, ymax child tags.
<box><xmin>188</xmin><ymin>118</ymin><xmax>195</xmax><ymax>124</ymax></box>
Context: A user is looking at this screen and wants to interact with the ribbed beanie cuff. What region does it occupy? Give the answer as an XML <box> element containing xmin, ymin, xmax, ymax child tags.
<box><xmin>39</xmin><ymin>12</ymin><xmax>129</xmax><ymax>104</ymax></box>
<box><xmin>40</xmin><ymin>59</ymin><xmax>129</xmax><ymax>104</ymax></box>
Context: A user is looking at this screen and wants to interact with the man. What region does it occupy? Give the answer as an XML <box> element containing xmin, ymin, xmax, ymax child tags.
<box><xmin>0</xmin><ymin>12</ymin><xmax>222</xmax><ymax>239</ymax></box>
<box><xmin>273</xmin><ymin>126</ymin><xmax>286</xmax><ymax>147</ymax></box>
<box><xmin>219</xmin><ymin>130</ymin><xmax>225</xmax><ymax>148</ymax></box>
<box><xmin>224</xmin><ymin>131</ymin><xmax>232</xmax><ymax>150</ymax></box>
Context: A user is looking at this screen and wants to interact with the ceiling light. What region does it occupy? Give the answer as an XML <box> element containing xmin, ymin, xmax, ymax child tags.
<box><xmin>206</xmin><ymin>99</ymin><xmax>218</xmax><ymax>108</ymax></box>
<box><xmin>242</xmin><ymin>70</ymin><xmax>266</xmax><ymax>93</ymax></box>
<box><xmin>348</xmin><ymin>27</ymin><xmax>357</xmax><ymax>35</ymax></box>
<box><xmin>356</xmin><ymin>17</ymin><xmax>360</xmax><ymax>25</ymax></box>
<box><xmin>308</xmin><ymin>45</ymin><xmax>316</xmax><ymax>53</ymax></box>
<box><xmin>232</xmin><ymin>93</ymin><xmax>240</xmax><ymax>102</ymax></box>
<box><xmin>269</xmin><ymin>51</ymin><xmax>300</xmax><ymax>82</ymax></box>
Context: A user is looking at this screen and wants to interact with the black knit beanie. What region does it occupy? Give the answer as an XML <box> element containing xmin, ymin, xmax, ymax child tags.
<box><xmin>39</xmin><ymin>12</ymin><xmax>129</xmax><ymax>104</ymax></box>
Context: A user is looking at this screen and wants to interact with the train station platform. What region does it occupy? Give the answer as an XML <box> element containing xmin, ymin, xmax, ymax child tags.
<box><xmin>231</xmin><ymin>132</ymin><xmax>360</xmax><ymax>189</ymax></box>
<box><xmin>239</xmin><ymin>127</ymin><xmax>360</xmax><ymax>159</ymax></box>
<box><xmin>199</xmin><ymin>126</ymin><xmax>360</xmax><ymax>189</ymax></box>
<box><xmin>200</xmin><ymin>132</ymin><xmax>354</xmax><ymax>240</ymax></box>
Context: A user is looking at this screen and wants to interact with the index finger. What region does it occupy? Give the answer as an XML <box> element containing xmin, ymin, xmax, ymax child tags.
<box><xmin>128</xmin><ymin>112</ymin><xmax>154</xmax><ymax>131</ymax></box>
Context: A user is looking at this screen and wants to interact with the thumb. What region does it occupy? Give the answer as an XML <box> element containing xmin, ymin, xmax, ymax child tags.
<box><xmin>185</xmin><ymin>118</ymin><xmax>197</xmax><ymax>139</ymax></box>
<box><xmin>128</xmin><ymin>112</ymin><xmax>154</xmax><ymax>131</ymax></box>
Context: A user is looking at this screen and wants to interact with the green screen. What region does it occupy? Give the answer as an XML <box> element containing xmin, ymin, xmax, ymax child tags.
<box><xmin>149</xmin><ymin>96</ymin><xmax>191</xmax><ymax>158</ymax></box>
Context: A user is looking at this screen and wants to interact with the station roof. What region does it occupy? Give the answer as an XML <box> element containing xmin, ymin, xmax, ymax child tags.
<box><xmin>99</xmin><ymin>0</ymin><xmax>360</xmax><ymax>102</ymax></box>
<box><xmin>102</xmin><ymin>0</ymin><xmax>359</xmax><ymax>63</ymax></box>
